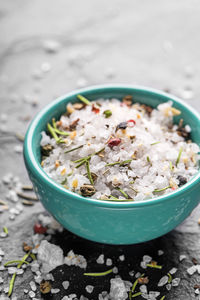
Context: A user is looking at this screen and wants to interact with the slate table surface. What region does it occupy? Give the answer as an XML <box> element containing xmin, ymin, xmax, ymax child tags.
<box><xmin>0</xmin><ymin>0</ymin><xmax>200</xmax><ymax>299</ymax></box>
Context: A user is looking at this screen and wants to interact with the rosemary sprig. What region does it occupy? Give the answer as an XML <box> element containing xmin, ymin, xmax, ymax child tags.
<box><xmin>150</xmin><ymin>141</ymin><xmax>160</xmax><ymax>146</ymax></box>
<box><xmin>129</xmin><ymin>279</ymin><xmax>138</xmax><ymax>299</ymax></box>
<box><xmin>73</xmin><ymin>148</ymin><xmax>105</xmax><ymax>168</ymax></box>
<box><xmin>52</xmin><ymin>118</ymin><xmax>70</xmax><ymax>136</ymax></box>
<box><xmin>4</xmin><ymin>260</ymin><xmax>29</xmax><ymax>267</ymax></box>
<box><xmin>132</xmin><ymin>292</ymin><xmax>142</xmax><ymax>298</ymax></box>
<box><xmin>109</xmin><ymin>195</ymin><xmax>119</xmax><ymax>200</ymax></box>
<box><xmin>167</xmin><ymin>272</ymin><xmax>172</xmax><ymax>283</ymax></box>
<box><xmin>117</xmin><ymin>188</ymin><xmax>129</xmax><ymax>199</ymax></box>
<box><xmin>86</xmin><ymin>160</ymin><xmax>94</xmax><ymax>185</ymax></box>
<box><xmin>3</xmin><ymin>226</ymin><xmax>8</xmax><ymax>235</ymax></box>
<box><xmin>147</xmin><ymin>156</ymin><xmax>152</xmax><ymax>165</ymax></box>
<box><xmin>8</xmin><ymin>251</ymin><xmax>31</xmax><ymax>296</ymax></box>
<box><xmin>30</xmin><ymin>253</ymin><xmax>36</xmax><ymax>260</ymax></box>
<box><xmin>77</xmin><ymin>94</ymin><xmax>92</xmax><ymax>106</ymax></box>
<box><xmin>107</xmin><ymin>196</ymin><xmax>133</xmax><ymax>202</ymax></box>
<box><xmin>153</xmin><ymin>186</ymin><xmax>170</xmax><ymax>193</ymax></box>
<box><xmin>64</xmin><ymin>144</ymin><xmax>84</xmax><ymax>154</ymax></box>
<box><xmin>176</xmin><ymin>147</ymin><xmax>183</xmax><ymax>166</ymax></box>
<box><xmin>169</xmin><ymin>161</ymin><xmax>173</xmax><ymax>171</ymax></box>
<box><xmin>146</xmin><ymin>263</ymin><xmax>162</xmax><ymax>269</ymax></box>
<box><xmin>160</xmin><ymin>296</ymin><xmax>166</xmax><ymax>300</ymax></box>
<box><xmin>84</xmin><ymin>268</ymin><xmax>113</xmax><ymax>276</ymax></box>
<box><xmin>106</xmin><ymin>159</ymin><xmax>132</xmax><ymax>167</ymax></box>
<box><xmin>47</xmin><ymin>123</ymin><xmax>65</xmax><ymax>144</ymax></box>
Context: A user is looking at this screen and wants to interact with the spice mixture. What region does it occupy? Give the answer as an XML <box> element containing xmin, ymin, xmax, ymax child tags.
<box><xmin>40</xmin><ymin>95</ymin><xmax>199</xmax><ymax>201</ymax></box>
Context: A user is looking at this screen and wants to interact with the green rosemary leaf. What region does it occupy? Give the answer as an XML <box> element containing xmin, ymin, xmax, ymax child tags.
<box><xmin>160</xmin><ymin>296</ymin><xmax>166</xmax><ymax>300</ymax></box>
<box><xmin>4</xmin><ymin>260</ymin><xmax>29</xmax><ymax>267</ymax></box>
<box><xmin>132</xmin><ymin>292</ymin><xmax>142</xmax><ymax>298</ymax></box>
<box><xmin>77</xmin><ymin>94</ymin><xmax>92</xmax><ymax>106</ymax></box>
<box><xmin>117</xmin><ymin>188</ymin><xmax>129</xmax><ymax>199</ymax></box>
<box><xmin>168</xmin><ymin>272</ymin><xmax>172</xmax><ymax>283</ymax></box>
<box><xmin>146</xmin><ymin>156</ymin><xmax>152</xmax><ymax>165</ymax></box>
<box><xmin>64</xmin><ymin>144</ymin><xmax>84</xmax><ymax>154</ymax></box>
<box><xmin>52</xmin><ymin>118</ymin><xmax>69</xmax><ymax>136</ymax></box>
<box><xmin>169</xmin><ymin>161</ymin><xmax>173</xmax><ymax>171</ymax></box>
<box><xmin>146</xmin><ymin>263</ymin><xmax>162</xmax><ymax>269</ymax></box>
<box><xmin>8</xmin><ymin>273</ymin><xmax>16</xmax><ymax>297</ymax></box>
<box><xmin>176</xmin><ymin>147</ymin><xmax>183</xmax><ymax>166</ymax></box>
<box><xmin>86</xmin><ymin>160</ymin><xmax>94</xmax><ymax>185</ymax></box>
<box><xmin>153</xmin><ymin>186</ymin><xmax>170</xmax><ymax>193</ymax></box>
<box><xmin>3</xmin><ymin>226</ymin><xmax>8</xmax><ymax>235</ymax></box>
<box><xmin>150</xmin><ymin>141</ymin><xmax>160</xmax><ymax>146</ymax></box>
<box><xmin>47</xmin><ymin>123</ymin><xmax>59</xmax><ymax>141</ymax></box>
<box><xmin>84</xmin><ymin>268</ymin><xmax>113</xmax><ymax>276</ymax></box>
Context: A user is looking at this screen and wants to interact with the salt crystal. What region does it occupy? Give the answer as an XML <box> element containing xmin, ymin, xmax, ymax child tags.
<box><xmin>14</xmin><ymin>145</ymin><xmax>23</xmax><ymax>153</ymax></box>
<box><xmin>185</xmin><ymin>125</ymin><xmax>191</xmax><ymax>133</ymax></box>
<box><xmin>123</xmin><ymin>280</ymin><xmax>132</xmax><ymax>291</ymax></box>
<box><xmin>158</xmin><ymin>250</ymin><xmax>164</xmax><ymax>256</ymax></box>
<box><xmin>51</xmin><ymin>288</ymin><xmax>60</xmax><ymax>294</ymax></box>
<box><xmin>166</xmin><ymin>283</ymin><xmax>171</xmax><ymax>291</ymax></box>
<box><xmin>195</xmin><ymin>289</ymin><xmax>200</xmax><ymax>295</ymax></box>
<box><xmin>0</xmin><ymin>232</ymin><xmax>7</xmax><ymax>238</ymax></box>
<box><xmin>9</xmin><ymin>214</ymin><xmax>15</xmax><ymax>220</ymax></box>
<box><xmin>64</xmin><ymin>250</ymin><xmax>87</xmax><ymax>269</ymax></box>
<box><xmin>96</xmin><ymin>254</ymin><xmax>104</xmax><ymax>264</ymax></box>
<box><xmin>0</xmin><ymin>248</ymin><xmax>5</xmax><ymax>256</ymax></box>
<box><xmin>24</xmin><ymin>289</ymin><xmax>28</xmax><ymax>294</ymax></box>
<box><xmin>41</xmin><ymin>62</ymin><xmax>51</xmax><ymax>73</ymax></box>
<box><xmin>43</xmin><ymin>40</ymin><xmax>61</xmax><ymax>53</ymax></box>
<box><xmin>135</xmin><ymin>272</ymin><xmax>141</xmax><ymax>278</ymax></box>
<box><xmin>4</xmin><ymin>286</ymin><xmax>9</xmax><ymax>293</ymax></box>
<box><xmin>16</xmin><ymin>269</ymin><xmax>24</xmax><ymax>275</ymax></box>
<box><xmin>45</xmin><ymin>273</ymin><xmax>54</xmax><ymax>281</ymax></box>
<box><xmin>172</xmin><ymin>278</ymin><xmax>180</xmax><ymax>287</ymax></box>
<box><xmin>0</xmin><ymin>276</ymin><xmax>3</xmax><ymax>283</ymax></box>
<box><xmin>34</xmin><ymin>275</ymin><xmax>42</xmax><ymax>284</ymax></box>
<box><xmin>143</xmin><ymin>255</ymin><xmax>152</xmax><ymax>263</ymax></box>
<box><xmin>129</xmin><ymin>270</ymin><xmax>134</xmax><ymax>276</ymax></box>
<box><xmin>140</xmin><ymin>285</ymin><xmax>147</xmax><ymax>294</ymax></box>
<box><xmin>140</xmin><ymin>261</ymin><xmax>147</xmax><ymax>269</ymax></box>
<box><xmin>169</xmin><ymin>267</ymin><xmax>177</xmax><ymax>274</ymax></box>
<box><xmin>85</xmin><ymin>285</ymin><xmax>94</xmax><ymax>293</ymax></box>
<box><xmin>8</xmin><ymin>267</ymin><xmax>17</xmax><ymax>274</ymax></box>
<box><xmin>29</xmin><ymin>291</ymin><xmax>36</xmax><ymax>298</ymax></box>
<box><xmin>149</xmin><ymin>291</ymin><xmax>160</xmax><ymax>297</ymax></box>
<box><xmin>106</xmin><ymin>258</ymin><xmax>112</xmax><ymax>266</ymax></box>
<box><xmin>119</xmin><ymin>255</ymin><xmax>125</xmax><ymax>261</ymax></box>
<box><xmin>113</xmin><ymin>267</ymin><xmax>118</xmax><ymax>274</ymax></box>
<box><xmin>6</xmin><ymin>190</ymin><xmax>18</xmax><ymax>202</ymax></box>
<box><xmin>109</xmin><ymin>278</ymin><xmax>128</xmax><ymax>300</ymax></box>
<box><xmin>29</xmin><ymin>281</ymin><xmax>37</xmax><ymax>291</ymax></box>
<box><xmin>158</xmin><ymin>275</ymin><xmax>168</xmax><ymax>287</ymax></box>
<box><xmin>0</xmin><ymin>266</ymin><xmax>5</xmax><ymax>271</ymax></box>
<box><xmin>196</xmin><ymin>265</ymin><xmax>200</xmax><ymax>274</ymax></box>
<box><xmin>179</xmin><ymin>254</ymin><xmax>186</xmax><ymax>261</ymax></box>
<box><xmin>187</xmin><ymin>265</ymin><xmax>197</xmax><ymax>275</ymax></box>
<box><xmin>62</xmin><ymin>281</ymin><xmax>69</xmax><ymax>290</ymax></box>
<box><xmin>37</xmin><ymin>240</ymin><xmax>64</xmax><ymax>273</ymax></box>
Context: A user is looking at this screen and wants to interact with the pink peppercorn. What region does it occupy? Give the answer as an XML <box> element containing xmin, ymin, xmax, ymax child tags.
<box><xmin>108</xmin><ymin>138</ymin><xmax>121</xmax><ymax>148</ymax></box>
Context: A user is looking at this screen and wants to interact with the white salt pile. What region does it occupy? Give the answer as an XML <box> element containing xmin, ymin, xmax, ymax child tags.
<box><xmin>40</xmin><ymin>95</ymin><xmax>199</xmax><ymax>202</ymax></box>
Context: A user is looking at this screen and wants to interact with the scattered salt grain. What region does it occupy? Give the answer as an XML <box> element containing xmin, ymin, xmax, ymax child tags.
<box><xmin>172</xmin><ymin>278</ymin><xmax>181</xmax><ymax>287</ymax></box>
<box><xmin>158</xmin><ymin>275</ymin><xmax>168</xmax><ymax>287</ymax></box>
<box><xmin>195</xmin><ymin>289</ymin><xmax>200</xmax><ymax>295</ymax></box>
<box><xmin>62</xmin><ymin>281</ymin><xmax>69</xmax><ymax>290</ymax></box>
<box><xmin>119</xmin><ymin>255</ymin><xmax>125</xmax><ymax>261</ymax></box>
<box><xmin>0</xmin><ymin>232</ymin><xmax>7</xmax><ymax>238</ymax></box>
<box><xmin>106</xmin><ymin>258</ymin><xmax>113</xmax><ymax>266</ymax></box>
<box><xmin>109</xmin><ymin>278</ymin><xmax>128</xmax><ymax>300</ymax></box>
<box><xmin>64</xmin><ymin>250</ymin><xmax>87</xmax><ymax>269</ymax></box>
<box><xmin>8</xmin><ymin>267</ymin><xmax>17</xmax><ymax>274</ymax></box>
<box><xmin>187</xmin><ymin>265</ymin><xmax>197</xmax><ymax>275</ymax></box>
<box><xmin>135</xmin><ymin>272</ymin><xmax>142</xmax><ymax>278</ymax></box>
<box><xmin>129</xmin><ymin>270</ymin><xmax>134</xmax><ymax>277</ymax></box>
<box><xmin>149</xmin><ymin>291</ymin><xmax>160</xmax><ymax>298</ymax></box>
<box><xmin>96</xmin><ymin>254</ymin><xmax>105</xmax><ymax>264</ymax></box>
<box><xmin>16</xmin><ymin>269</ymin><xmax>24</xmax><ymax>275</ymax></box>
<box><xmin>51</xmin><ymin>288</ymin><xmax>60</xmax><ymax>294</ymax></box>
<box><xmin>6</xmin><ymin>190</ymin><xmax>18</xmax><ymax>202</ymax></box>
<box><xmin>143</xmin><ymin>255</ymin><xmax>152</xmax><ymax>263</ymax></box>
<box><xmin>166</xmin><ymin>283</ymin><xmax>172</xmax><ymax>291</ymax></box>
<box><xmin>24</xmin><ymin>289</ymin><xmax>28</xmax><ymax>294</ymax></box>
<box><xmin>158</xmin><ymin>250</ymin><xmax>164</xmax><ymax>256</ymax></box>
<box><xmin>29</xmin><ymin>281</ymin><xmax>37</xmax><ymax>291</ymax></box>
<box><xmin>140</xmin><ymin>284</ymin><xmax>147</xmax><ymax>294</ymax></box>
<box><xmin>14</xmin><ymin>145</ymin><xmax>23</xmax><ymax>153</ymax></box>
<box><xmin>37</xmin><ymin>240</ymin><xmax>64</xmax><ymax>273</ymax></box>
<box><xmin>29</xmin><ymin>291</ymin><xmax>36</xmax><ymax>298</ymax></box>
<box><xmin>43</xmin><ymin>40</ymin><xmax>61</xmax><ymax>53</ymax></box>
<box><xmin>169</xmin><ymin>267</ymin><xmax>177</xmax><ymax>274</ymax></box>
<box><xmin>4</xmin><ymin>286</ymin><xmax>9</xmax><ymax>293</ymax></box>
<box><xmin>140</xmin><ymin>261</ymin><xmax>147</xmax><ymax>269</ymax></box>
<box><xmin>85</xmin><ymin>285</ymin><xmax>94</xmax><ymax>293</ymax></box>
<box><xmin>0</xmin><ymin>248</ymin><xmax>5</xmax><ymax>256</ymax></box>
<box><xmin>41</xmin><ymin>62</ymin><xmax>51</xmax><ymax>73</ymax></box>
<box><xmin>113</xmin><ymin>267</ymin><xmax>118</xmax><ymax>274</ymax></box>
<box><xmin>44</xmin><ymin>273</ymin><xmax>54</xmax><ymax>281</ymax></box>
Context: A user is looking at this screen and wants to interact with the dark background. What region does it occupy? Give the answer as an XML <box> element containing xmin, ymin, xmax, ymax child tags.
<box><xmin>0</xmin><ymin>1</ymin><xmax>200</xmax><ymax>299</ymax></box>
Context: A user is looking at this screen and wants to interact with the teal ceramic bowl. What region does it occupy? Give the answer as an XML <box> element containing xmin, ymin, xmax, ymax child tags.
<box><xmin>24</xmin><ymin>85</ymin><xmax>200</xmax><ymax>245</ymax></box>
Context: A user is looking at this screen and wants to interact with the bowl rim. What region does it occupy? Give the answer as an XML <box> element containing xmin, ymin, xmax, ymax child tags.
<box><xmin>24</xmin><ymin>84</ymin><xmax>200</xmax><ymax>208</ymax></box>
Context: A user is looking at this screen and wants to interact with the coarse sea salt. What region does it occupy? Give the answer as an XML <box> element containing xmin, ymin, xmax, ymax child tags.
<box><xmin>41</xmin><ymin>98</ymin><xmax>199</xmax><ymax>202</ymax></box>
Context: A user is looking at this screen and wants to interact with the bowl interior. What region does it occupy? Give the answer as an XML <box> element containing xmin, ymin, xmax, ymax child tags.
<box><xmin>27</xmin><ymin>85</ymin><xmax>200</xmax><ymax>205</ymax></box>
